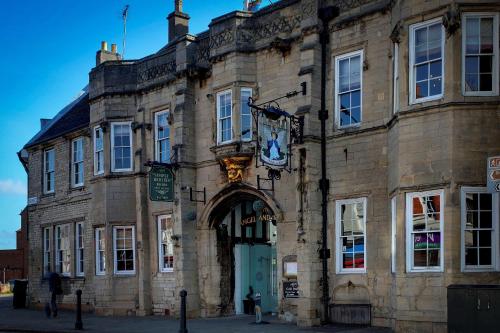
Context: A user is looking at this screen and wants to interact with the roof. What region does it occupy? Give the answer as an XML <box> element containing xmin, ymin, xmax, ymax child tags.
<box><xmin>24</xmin><ymin>87</ymin><xmax>90</xmax><ymax>149</ymax></box>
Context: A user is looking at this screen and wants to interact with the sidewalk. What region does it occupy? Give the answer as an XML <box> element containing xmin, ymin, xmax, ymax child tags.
<box><xmin>0</xmin><ymin>296</ymin><xmax>391</xmax><ymax>333</ymax></box>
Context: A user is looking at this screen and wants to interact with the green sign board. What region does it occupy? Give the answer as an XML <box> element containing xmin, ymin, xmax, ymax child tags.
<box><xmin>149</xmin><ymin>166</ymin><xmax>174</xmax><ymax>202</ymax></box>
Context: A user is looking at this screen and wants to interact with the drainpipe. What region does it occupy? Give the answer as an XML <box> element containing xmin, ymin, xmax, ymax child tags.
<box><xmin>318</xmin><ymin>5</ymin><xmax>339</xmax><ymax>325</ymax></box>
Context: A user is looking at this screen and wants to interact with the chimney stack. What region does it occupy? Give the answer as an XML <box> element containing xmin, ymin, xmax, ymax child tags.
<box><xmin>167</xmin><ymin>0</ymin><xmax>190</xmax><ymax>43</ymax></box>
<box><xmin>96</xmin><ymin>40</ymin><xmax>121</xmax><ymax>66</ymax></box>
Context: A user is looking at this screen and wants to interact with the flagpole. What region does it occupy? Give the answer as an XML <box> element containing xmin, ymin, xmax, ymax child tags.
<box><xmin>122</xmin><ymin>5</ymin><xmax>129</xmax><ymax>59</ymax></box>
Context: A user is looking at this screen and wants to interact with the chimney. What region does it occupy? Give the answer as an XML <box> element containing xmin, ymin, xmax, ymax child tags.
<box><xmin>167</xmin><ymin>0</ymin><xmax>190</xmax><ymax>43</ymax></box>
<box><xmin>96</xmin><ymin>40</ymin><xmax>121</xmax><ymax>66</ymax></box>
<box><xmin>40</xmin><ymin>118</ymin><xmax>51</xmax><ymax>130</ymax></box>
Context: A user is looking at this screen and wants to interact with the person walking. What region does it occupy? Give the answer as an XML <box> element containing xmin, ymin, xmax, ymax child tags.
<box><xmin>45</xmin><ymin>268</ymin><xmax>62</xmax><ymax>318</ymax></box>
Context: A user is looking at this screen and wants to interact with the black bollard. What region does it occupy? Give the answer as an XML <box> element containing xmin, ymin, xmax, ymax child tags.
<box><xmin>75</xmin><ymin>289</ymin><xmax>83</xmax><ymax>330</ymax></box>
<box><xmin>179</xmin><ymin>289</ymin><xmax>188</xmax><ymax>333</ymax></box>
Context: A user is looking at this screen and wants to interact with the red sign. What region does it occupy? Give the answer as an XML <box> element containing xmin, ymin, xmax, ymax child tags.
<box><xmin>490</xmin><ymin>157</ymin><xmax>500</xmax><ymax>168</ymax></box>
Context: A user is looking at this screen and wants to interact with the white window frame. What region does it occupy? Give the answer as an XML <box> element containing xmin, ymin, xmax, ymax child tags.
<box><xmin>157</xmin><ymin>215</ymin><xmax>174</xmax><ymax>273</ymax></box>
<box><xmin>335</xmin><ymin>197</ymin><xmax>367</xmax><ymax>274</ymax></box>
<box><xmin>113</xmin><ymin>226</ymin><xmax>136</xmax><ymax>275</ymax></box>
<box><xmin>405</xmin><ymin>189</ymin><xmax>444</xmax><ymax>273</ymax></box>
<box><xmin>409</xmin><ymin>17</ymin><xmax>445</xmax><ymax>104</ymax></box>
<box><xmin>391</xmin><ymin>196</ymin><xmax>397</xmax><ymax>273</ymax></box>
<box><xmin>216</xmin><ymin>89</ymin><xmax>233</xmax><ymax>145</ymax></box>
<box><xmin>43</xmin><ymin>227</ymin><xmax>51</xmax><ymax>276</ymax></box>
<box><xmin>111</xmin><ymin>122</ymin><xmax>133</xmax><ymax>172</ymax></box>
<box><xmin>392</xmin><ymin>43</ymin><xmax>400</xmax><ymax>114</ymax></box>
<box><xmin>75</xmin><ymin>222</ymin><xmax>84</xmax><ymax>277</ymax></box>
<box><xmin>71</xmin><ymin>137</ymin><xmax>84</xmax><ymax>187</ymax></box>
<box><xmin>335</xmin><ymin>50</ymin><xmax>364</xmax><ymax>129</ymax></box>
<box><xmin>461</xmin><ymin>13</ymin><xmax>499</xmax><ymax>96</ymax></box>
<box><xmin>154</xmin><ymin>110</ymin><xmax>170</xmax><ymax>163</ymax></box>
<box><xmin>240</xmin><ymin>88</ymin><xmax>253</xmax><ymax>141</ymax></box>
<box><xmin>55</xmin><ymin>224</ymin><xmax>71</xmax><ymax>277</ymax></box>
<box><xmin>93</xmin><ymin>126</ymin><xmax>104</xmax><ymax>175</ymax></box>
<box><xmin>43</xmin><ymin>148</ymin><xmax>55</xmax><ymax>194</ymax></box>
<box><xmin>95</xmin><ymin>228</ymin><xmax>106</xmax><ymax>276</ymax></box>
<box><xmin>460</xmin><ymin>187</ymin><xmax>499</xmax><ymax>272</ymax></box>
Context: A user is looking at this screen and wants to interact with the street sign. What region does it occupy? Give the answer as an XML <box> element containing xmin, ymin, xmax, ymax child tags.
<box><xmin>149</xmin><ymin>165</ymin><xmax>174</xmax><ymax>201</ymax></box>
<box><xmin>487</xmin><ymin>156</ymin><xmax>500</xmax><ymax>193</ymax></box>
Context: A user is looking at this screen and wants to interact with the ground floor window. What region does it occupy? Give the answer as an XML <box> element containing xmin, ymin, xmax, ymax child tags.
<box><xmin>461</xmin><ymin>187</ymin><xmax>499</xmax><ymax>271</ymax></box>
<box><xmin>43</xmin><ymin>227</ymin><xmax>51</xmax><ymax>275</ymax></box>
<box><xmin>76</xmin><ymin>222</ymin><xmax>84</xmax><ymax>276</ymax></box>
<box><xmin>55</xmin><ymin>224</ymin><xmax>71</xmax><ymax>276</ymax></box>
<box><xmin>158</xmin><ymin>215</ymin><xmax>174</xmax><ymax>272</ymax></box>
<box><xmin>113</xmin><ymin>226</ymin><xmax>135</xmax><ymax>274</ymax></box>
<box><xmin>335</xmin><ymin>197</ymin><xmax>367</xmax><ymax>273</ymax></box>
<box><xmin>95</xmin><ymin>228</ymin><xmax>106</xmax><ymax>275</ymax></box>
<box><xmin>406</xmin><ymin>189</ymin><xmax>444</xmax><ymax>272</ymax></box>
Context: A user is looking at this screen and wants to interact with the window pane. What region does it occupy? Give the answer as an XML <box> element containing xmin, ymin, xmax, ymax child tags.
<box><xmin>429</xmin><ymin>61</ymin><xmax>441</xmax><ymax>78</ymax></box>
<box><xmin>416</xmin><ymin>64</ymin><xmax>428</xmax><ymax>81</ymax></box>
<box><xmin>428</xmin><ymin>40</ymin><xmax>441</xmax><ymax>61</ymax></box>
<box><xmin>350</xmin><ymin>56</ymin><xmax>361</xmax><ymax>90</ymax></box>
<box><xmin>427</xmin><ymin>249</ymin><xmax>440</xmax><ymax>266</ymax></box>
<box><xmin>465</xmin><ymin>74</ymin><xmax>479</xmax><ymax>91</ymax></box>
<box><xmin>414</xmin><ymin>250</ymin><xmax>427</xmax><ymax>267</ymax></box>
<box><xmin>350</xmin><ymin>107</ymin><xmax>361</xmax><ymax>125</ymax></box>
<box><xmin>429</xmin><ymin>78</ymin><xmax>442</xmax><ymax>96</ymax></box>
<box><xmin>466</xmin><ymin>18</ymin><xmax>480</xmax><ymax>54</ymax></box>
<box><xmin>480</xmin><ymin>18</ymin><xmax>493</xmax><ymax>53</ymax></box>
<box><xmin>466</xmin><ymin>212</ymin><xmax>479</xmax><ymax>228</ymax></box>
<box><xmin>479</xmin><ymin>193</ymin><xmax>492</xmax><ymax>210</ymax></box>
<box><xmin>465</xmin><ymin>248</ymin><xmax>478</xmax><ymax>266</ymax></box>
<box><xmin>413</xmin><ymin>215</ymin><xmax>425</xmax><ymax>231</ymax></box>
<box><xmin>479</xmin><ymin>230</ymin><xmax>492</xmax><ymax>247</ymax></box>
<box><xmin>479</xmin><ymin>248</ymin><xmax>492</xmax><ymax>266</ymax></box>
<box><xmin>479</xmin><ymin>74</ymin><xmax>492</xmax><ymax>91</ymax></box>
<box><xmin>465</xmin><ymin>56</ymin><xmax>479</xmax><ymax>75</ymax></box>
<box><xmin>342</xmin><ymin>237</ymin><xmax>353</xmax><ymax>251</ymax></box>
<box><xmin>343</xmin><ymin>253</ymin><xmax>354</xmax><ymax>269</ymax></box>
<box><xmin>480</xmin><ymin>211</ymin><xmax>492</xmax><ymax>228</ymax></box>
<box><xmin>340</xmin><ymin>93</ymin><xmax>350</xmax><ymax>110</ymax></box>
<box><xmin>340</xmin><ymin>109</ymin><xmax>350</xmax><ymax>127</ymax></box>
<box><xmin>479</xmin><ymin>56</ymin><xmax>492</xmax><ymax>73</ymax></box>
<box><xmin>354</xmin><ymin>253</ymin><xmax>364</xmax><ymax>268</ymax></box>
<box><xmin>351</xmin><ymin>90</ymin><xmax>360</xmax><ymax>107</ymax></box>
<box><xmin>416</xmin><ymin>81</ymin><xmax>428</xmax><ymax>98</ymax></box>
<box><xmin>464</xmin><ymin>230</ymin><xmax>474</xmax><ymax>247</ymax></box>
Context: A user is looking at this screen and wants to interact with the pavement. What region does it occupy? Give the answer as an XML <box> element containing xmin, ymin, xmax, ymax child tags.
<box><xmin>0</xmin><ymin>295</ymin><xmax>391</xmax><ymax>333</ymax></box>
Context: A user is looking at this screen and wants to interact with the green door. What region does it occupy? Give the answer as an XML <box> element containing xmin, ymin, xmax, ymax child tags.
<box><xmin>250</xmin><ymin>244</ymin><xmax>273</xmax><ymax>313</ymax></box>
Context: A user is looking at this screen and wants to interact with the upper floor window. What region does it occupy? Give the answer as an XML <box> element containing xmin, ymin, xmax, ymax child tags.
<box><xmin>409</xmin><ymin>18</ymin><xmax>444</xmax><ymax>104</ymax></box>
<box><xmin>43</xmin><ymin>148</ymin><xmax>55</xmax><ymax>194</ymax></box>
<box><xmin>71</xmin><ymin>138</ymin><xmax>84</xmax><ymax>187</ymax></box>
<box><xmin>95</xmin><ymin>227</ymin><xmax>106</xmax><ymax>275</ymax></box>
<box><xmin>217</xmin><ymin>90</ymin><xmax>232</xmax><ymax>144</ymax></box>
<box><xmin>461</xmin><ymin>187</ymin><xmax>499</xmax><ymax>272</ymax></box>
<box><xmin>240</xmin><ymin>88</ymin><xmax>252</xmax><ymax>141</ymax></box>
<box><xmin>155</xmin><ymin>111</ymin><xmax>170</xmax><ymax>163</ymax></box>
<box><xmin>94</xmin><ymin>127</ymin><xmax>104</xmax><ymax>175</ymax></box>
<box><xmin>113</xmin><ymin>226</ymin><xmax>135</xmax><ymax>274</ymax></box>
<box><xmin>406</xmin><ymin>189</ymin><xmax>444</xmax><ymax>272</ymax></box>
<box><xmin>111</xmin><ymin>122</ymin><xmax>132</xmax><ymax>172</ymax></box>
<box><xmin>335</xmin><ymin>197</ymin><xmax>367</xmax><ymax>273</ymax></box>
<box><xmin>75</xmin><ymin>222</ymin><xmax>84</xmax><ymax>276</ymax></box>
<box><xmin>158</xmin><ymin>215</ymin><xmax>174</xmax><ymax>272</ymax></box>
<box><xmin>335</xmin><ymin>50</ymin><xmax>363</xmax><ymax>128</ymax></box>
<box><xmin>55</xmin><ymin>224</ymin><xmax>71</xmax><ymax>276</ymax></box>
<box><xmin>462</xmin><ymin>13</ymin><xmax>499</xmax><ymax>96</ymax></box>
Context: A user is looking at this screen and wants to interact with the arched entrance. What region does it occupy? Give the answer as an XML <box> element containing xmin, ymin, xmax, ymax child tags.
<box><xmin>198</xmin><ymin>184</ymin><xmax>280</xmax><ymax>316</ymax></box>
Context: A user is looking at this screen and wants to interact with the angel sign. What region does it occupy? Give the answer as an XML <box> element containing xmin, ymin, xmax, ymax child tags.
<box><xmin>259</xmin><ymin>113</ymin><xmax>288</xmax><ymax>168</ymax></box>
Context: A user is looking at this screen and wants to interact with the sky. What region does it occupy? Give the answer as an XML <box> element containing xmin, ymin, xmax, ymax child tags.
<box><xmin>0</xmin><ymin>0</ymin><xmax>270</xmax><ymax>249</ymax></box>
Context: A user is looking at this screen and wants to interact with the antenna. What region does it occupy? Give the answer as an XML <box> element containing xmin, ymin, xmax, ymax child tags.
<box><xmin>122</xmin><ymin>5</ymin><xmax>129</xmax><ymax>59</ymax></box>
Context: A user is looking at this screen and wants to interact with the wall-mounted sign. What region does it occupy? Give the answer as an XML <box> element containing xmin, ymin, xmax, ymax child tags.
<box><xmin>149</xmin><ymin>165</ymin><xmax>174</xmax><ymax>201</ymax></box>
<box><xmin>28</xmin><ymin>197</ymin><xmax>38</xmax><ymax>205</ymax></box>
<box><xmin>282</xmin><ymin>254</ymin><xmax>298</xmax><ymax>278</ymax></box>
<box><xmin>258</xmin><ymin>107</ymin><xmax>289</xmax><ymax>170</ymax></box>
<box><xmin>283</xmin><ymin>281</ymin><xmax>299</xmax><ymax>298</ymax></box>
<box><xmin>241</xmin><ymin>214</ymin><xmax>256</xmax><ymax>226</ymax></box>
<box><xmin>488</xmin><ymin>156</ymin><xmax>500</xmax><ymax>193</ymax></box>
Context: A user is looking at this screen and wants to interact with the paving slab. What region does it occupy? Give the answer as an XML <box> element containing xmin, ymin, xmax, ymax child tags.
<box><xmin>0</xmin><ymin>296</ymin><xmax>391</xmax><ymax>333</ymax></box>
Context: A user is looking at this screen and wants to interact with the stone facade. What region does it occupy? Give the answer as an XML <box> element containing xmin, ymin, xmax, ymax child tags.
<box><xmin>20</xmin><ymin>0</ymin><xmax>500</xmax><ymax>332</ymax></box>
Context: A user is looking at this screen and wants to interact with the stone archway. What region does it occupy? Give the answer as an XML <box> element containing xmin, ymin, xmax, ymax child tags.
<box><xmin>196</xmin><ymin>183</ymin><xmax>282</xmax><ymax>317</ymax></box>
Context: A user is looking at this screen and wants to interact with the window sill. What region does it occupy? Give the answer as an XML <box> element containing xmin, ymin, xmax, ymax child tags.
<box><xmin>113</xmin><ymin>272</ymin><xmax>136</xmax><ymax>277</ymax></box>
<box><xmin>159</xmin><ymin>269</ymin><xmax>174</xmax><ymax>273</ymax></box>
<box><xmin>410</xmin><ymin>95</ymin><xmax>443</xmax><ymax>105</ymax></box>
<box><xmin>336</xmin><ymin>270</ymin><xmax>366</xmax><ymax>275</ymax></box>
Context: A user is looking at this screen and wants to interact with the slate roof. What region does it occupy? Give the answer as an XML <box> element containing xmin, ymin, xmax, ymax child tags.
<box><xmin>24</xmin><ymin>87</ymin><xmax>90</xmax><ymax>149</ymax></box>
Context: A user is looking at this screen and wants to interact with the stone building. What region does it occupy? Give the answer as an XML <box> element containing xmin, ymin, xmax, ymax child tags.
<box><xmin>18</xmin><ymin>0</ymin><xmax>500</xmax><ymax>331</ymax></box>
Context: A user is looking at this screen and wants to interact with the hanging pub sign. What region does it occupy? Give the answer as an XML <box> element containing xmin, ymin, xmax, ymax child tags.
<box><xmin>258</xmin><ymin>106</ymin><xmax>290</xmax><ymax>170</ymax></box>
<box><xmin>149</xmin><ymin>165</ymin><xmax>174</xmax><ymax>202</ymax></box>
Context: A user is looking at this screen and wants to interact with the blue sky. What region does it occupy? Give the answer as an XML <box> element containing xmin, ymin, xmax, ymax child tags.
<box><xmin>0</xmin><ymin>0</ymin><xmax>268</xmax><ymax>249</ymax></box>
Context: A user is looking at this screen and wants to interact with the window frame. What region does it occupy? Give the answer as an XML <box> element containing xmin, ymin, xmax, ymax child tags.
<box><xmin>111</xmin><ymin>122</ymin><xmax>133</xmax><ymax>172</ymax></box>
<box><xmin>95</xmin><ymin>227</ymin><xmax>106</xmax><ymax>276</ymax></box>
<box><xmin>75</xmin><ymin>222</ymin><xmax>84</xmax><ymax>277</ymax></box>
<box><xmin>335</xmin><ymin>197</ymin><xmax>367</xmax><ymax>274</ymax></box>
<box><xmin>43</xmin><ymin>148</ymin><xmax>55</xmax><ymax>194</ymax></box>
<box><xmin>391</xmin><ymin>196</ymin><xmax>397</xmax><ymax>273</ymax></box>
<box><xmin>154</xmin><ymin>110</ymin><xmax>171</xmax><ymax>163</ymax></box>
<box><xmin>55</xmin><ymin>224</ymin><xmax>71</xmax><ymax>277</ymax></box>
<box><xmin>392</xmin><ymin>42</ymin><xmax>400</xmax><ymax>114</ymax></box>
<box><xmin>43</xmin><ymin>227</ymin><xmax>51</xmax><ymax>276</ymax></box>
<box><xmin>216</xmin><ymin>89</ymin><xmax>233</xmax><ymax>145</ymax></box>
<box><xmin>405</xmin><ymin>189</ymin><xmax>445</xmax><ymax>273</ymax></box>
<box><xmin>334</xmin><ymin>49</ymin><xmax>364</xmax><ymax>129</ymax></box>
<box><xmin>460</xmin><ymin>187</ymin><xmax>499</xmax><ymax>272</ymax></box>
<box><xmin>113</xmin><ymin>225</ymin><xmax>136</xmax><ymax>275</ymax></box>
<box><xmin>461</xmin><ymin>13</ymin><xmax>499</xmax><ymax>96</ymax></box>
<box><xmin>157</xmin><ymin>215</ymin><xmax>174</xmax><ymax>273</ymax></box>
<box><xmin>71</xmin><ymin>137</ymin><xmax>84</xmax><ymax>187</ymax></box>
<box><xmin>409</xmin><ymin>17</ymin><xmax>445</xmax><ymax>104</ymax></box>
<box><xmin>93</xmin><ymin>126</ymin><xmax>104</xmax><ymax>175</ymax></box>
<box><xmin>240</xmin><ymin>88</ymin><xmax>253</xmax><ymax>142</ymax></box>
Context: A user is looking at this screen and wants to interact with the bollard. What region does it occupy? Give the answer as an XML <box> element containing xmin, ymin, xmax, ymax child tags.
<box><xmin>179</xmin><ymin>289</ymin><xmax>188</xmax><ymax>333</ymax></box>
<box><xmin>254</xmin><ymin>292</ymin><xmax>262</xmax><ymax>324</ymax></box>
<box><xmin>75</xmin><ymin>289</ymin><xmax>83</xmax><ymax>330</ymax></box>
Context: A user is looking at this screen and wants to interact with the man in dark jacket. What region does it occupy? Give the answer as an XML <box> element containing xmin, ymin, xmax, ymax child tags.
<box><xmin>46</xmin><ymin>269</ymin><xmax>61</xmax><ymax>318</ymax></box>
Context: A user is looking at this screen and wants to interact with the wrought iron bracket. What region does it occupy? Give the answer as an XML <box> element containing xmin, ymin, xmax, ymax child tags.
<box><xmin>190</xmin><ymin>187</ymin><xmax>206</xmax><ymax>204</ymax></box>
<box><xmin>257</xmin><ymin>174</ymin><xmax>275</xmax><ymax>192</ymax></box>
<box><xmin>144</xmin><ymin>146</ymin><xmax>180</xmax><ymax>170</ymax></box>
